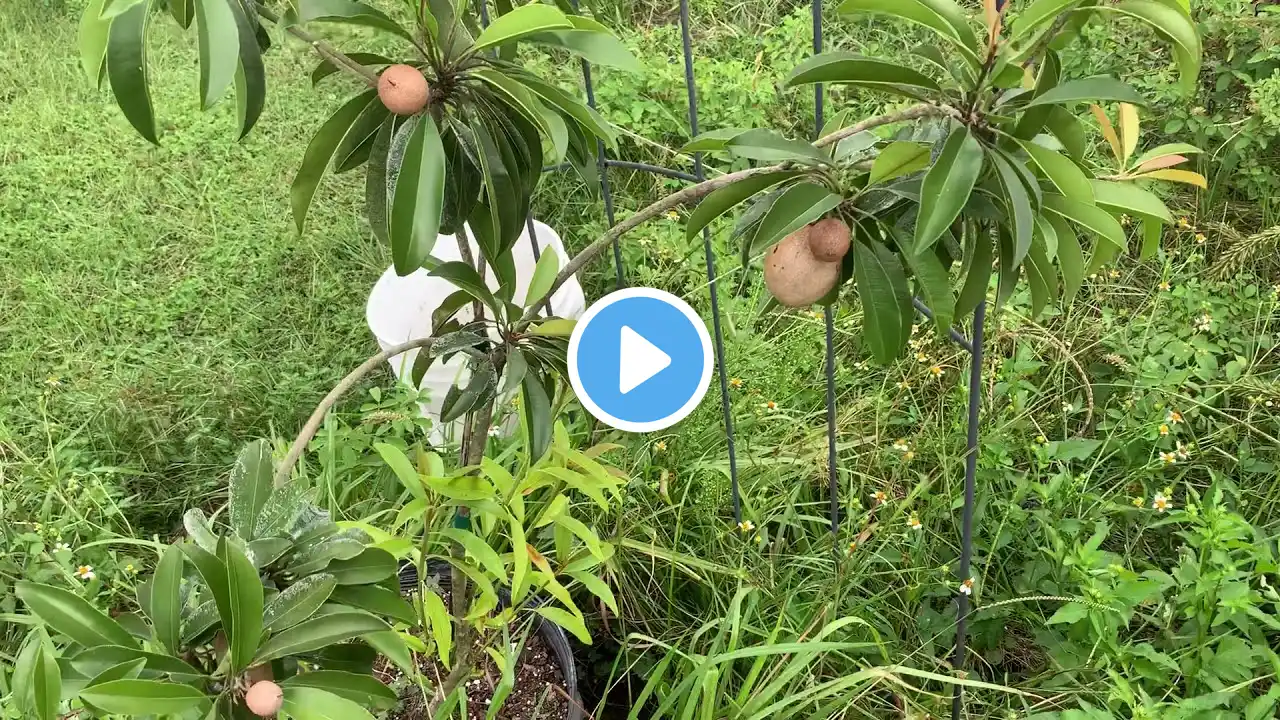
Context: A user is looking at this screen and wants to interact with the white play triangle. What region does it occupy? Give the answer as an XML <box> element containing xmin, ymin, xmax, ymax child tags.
<box><xmin>619</xmin><ymin>325</ymin><xmax>671</xmax><ymax>394</ymax></box>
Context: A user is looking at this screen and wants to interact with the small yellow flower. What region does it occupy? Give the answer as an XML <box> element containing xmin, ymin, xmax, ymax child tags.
<box><xmin>809</xmin><ymin>310</ymin><xmax>824</xmax><ymax>320</ymax></box>
<box><xmin>960</xmin><ymin>577</ymin><xmax>975</xmax><ymax>595</ymax></box>
<box><xmin>1166</xmin><ymin>410</ymin><xmax>1183</xmax><ymax>425</ymax></box>
<box><xmin>871</xmin><ymin>490</ymin><xmax>887</xmax><ymax>504</ymax></box>
<box><xmin>75</xmin><ymin>565</ymin><xmax>95</xmax><ymax>581</ymax></box>
<box><xmin>736</xmin><ymin>520</ymin><xmax>756</xmax><ymax>533</ymax></box>
<box><xmin>666</xmin><ymin>210</ymin><xmax>679</xmax><ymax>220</ymax></box>
<box><xmin>897</xmin><ymin>380</ymin><xmax>911</xmax><ymax>390</ymax></box>
<box><xmin>761</xmin><ymin>400</ymin><xmax>778</xmax><ymax>412</ymax></box>
<box><xmin>1159</xmin><ymin>451</ymin><xmax>1177</xmax><ymax>466</ymax></box>
<box><xmin>729</xmin><ymin>377</ymin><xmax>743</xmax><ymax>389</ymax></box>
<box><xmin>1195</xmin><ymin>233</ymin><xmax>1206</xmax><ymax>244</ymax></box>
<box><xmin>1132</xmin><ymin>497</ymin><xmax>1145</xmax><ymax>507</ymax></box>
<box><xmin>1177</xmin><ymin>217</ymin><xmax>1192</xmax><ymax>229</ymax></box>
<box><xmin>654</xmin><ymin>441</ymin><xmax>667</xmax><ymax>452</ymax></box>
<box><xmin>1109</xmin><ymin>269</ymin><xmax>1121</xmax><ymax>279</ymax></box>
<box><xmin>846</xmin><ymin>540</ymin><xmax>858</xmax><ymax>554</ymax></box>
<box><xmin>1158</xmin><ymin>281</ymin><xmax>1171</xmax><ymax>292</ymax></box>
<box><xmin>930</xmin><ymin>365</ymin><xmax>943</xmax><ymax>377</ymax></box>
<box><xmin>916</xmin><ymin>352</ymin><xmax>929</xmax><ymax>363</ymax></box>
<box><xmin>44</xmin><ymin>376</ymin><xmax>62</xmax><ymax>388</ymax></box>
<box><xmin>908</xmin><ymin>514</ymin><xmax>922</xmax><ymax>530</ymax></box>
<box><xmin>903</xmin><ymin>450</ymin><xmax>915</xmax><ymax>461</ymax></box>
<box><xmin>892</xmin><ymin>438</ymin><xmax>911</xmax><ymax>452</ymax></box>
<box><xmin>1036</xmin><ymin>434</ymin><xmax>1048</xmax><ymax>444</ymax></box>
<box><xmin>1152</xmin><ymin>493</ymin><xmax>1172</xmax><ymax>512</ymax></box>
<box><xmin>1158</xmin><ymin>424</ymin><xmax>1170</xmax><ymax>436</ymax></box>
<box><xmin>124</xmin><ymin>563</ymin><xmax>138</xmax><ymax>575</ymax></box>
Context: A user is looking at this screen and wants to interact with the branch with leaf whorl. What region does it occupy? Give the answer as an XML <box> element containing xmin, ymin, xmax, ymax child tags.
<box><xmin>514</xmin><ymin>102</ymin><xmax>960</xmax><ymax>330</ymax></box>
<box><xmin>255</xmin><ymin>3</ymin><xmax>380</xmax><ymax>87</ymax></box>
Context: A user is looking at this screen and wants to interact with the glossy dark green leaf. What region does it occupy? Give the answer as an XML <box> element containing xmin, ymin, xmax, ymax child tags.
<box><xmin>1043</xmin><ymin>194</ymin><xmax>1126</xmax><ymax>253</ymax></box>
<box><xmin>1023</xmin><ymin>76</ymin><xmax>1146</xmax><ymax>107</ymax></box>
<box><xmin>989</xmin><ymin>148</ymin><xmax>1034</xmax><ymax>267</ymax></box>
<box><xmin>869</xmin><ymin>142</ymin><xmax>930</xmax><ymax>186</ymax></box>
<box><xmin>785</xmin><ymin>52</ymin><xmax>939</xmax><ymax>95</ymax></box>
<box><xmin>364</xmin><ymin>117</ymin><xmax>395</xmax><ymax>244</ymax></box>
<box><xmin>686</xmin><ymin>171</ymin><xmax>801</xmax><ymax>241</ymax></box>
<box><xmin>508</xmin><ymin>73</ymin><xmax>615</xmax><ymax>147</ymax></box>
<box><xmin>1140</xmin><ymin>217</ymin><xmax>1162</xmax><ymax>260</ymax></box>
<box><xmin>229</xmin><ymin>440</ymin><xmax>272</xmax><ymax>541</ymax></box>
<box><xmin>429</xmin><ymin>261</ymin><xmax>499</xmax><ymax>315</ymax></box>
<box><xmin>79</xmin><ymin>679</ymin><xmax>207</xmax><ymax>715</ymax></box>
<box><xmin>194</xmin><ymin>0</ymin><xmax>239</xmax><ymax>110</ymax></box>
<box><xmin>388</xmin><ymin>114</ymin><xmax>447</xmax><ymax>274</ymax></box>
<box><xmin>521</xmin><ymin>372</ymin><xmax>553</xmax><ymax>463</ymax></box>
<box><xmin>852</xmin><ymin>238</ymin><xmax>912</xmax><ymax>363</ymax></box>
<box><xmin>84</xmin><ymin>658</ymin><xmax>146</xmax><ymax>689</ymax></box>
<box><xmin>1045</xmin><ymin>213</ymin><xmax>1084</xmax><ymax>301</ymax></box>
<box><xmin>1010</xmin><ymin>0</ymin><xmax>1083</xmax><ymax>40</ymax></box>
<box><xmin>1012</xmin><ymin>50</ymin><xmax>1059</xmax><ymax>140</ymax></box>
<box><xmin>219</xmin><ymin>539</ymin><xmax>262</xmax><ymax>672</ymax></box>
<box><xmin>292</xmin><ymin>90</ymin><xmax>378</xmax><ymax>234</ymax></box>
<box><xmin>181</xmin><ymin>544</ymin><xmax>232</xmax><ymax>641</ymax></box>
<box><xmin>1090</xmin><ymin>180</ymin><xmax>1172</xmax><ymax>223</ymax></box>
<box><xmin>297</xmin><ymin>0</ymin><xmax>413</xmax><ymax>39</ymax></box>
<box><xmin>1044</xmin><ymin>107</ymin><xmax>1087</xmax><ymax>162</ymax></box>
<box><xmin>256</xmin><ymin>611</ymin><xmax>389</xmax><ymax>663</ymax></box>
<box><xmin>264</xmin><ymin>575</ymin><xmax>337</xmax><ymax>632</ymax></box>
<box><xmin>471</xmin><ymin>121</ymin><xmax>523</xmax><ymax>262</ymax></box>
<box><xmin>838</xmin><ymin>0</ymin><xmax>980</xmax><ymax>69</ymax></box>
<box><xmin>726</xmin><ymin>129</ymin><xmax>829</xmax><ymax>164</ymax></box>
<box><xmin>1017</xmin><ymin>139</ymin><xmax>1093</xmax><ymax>202</ymax></box>
<box><xmin>745</xmin><ymin>182</ymin><xmax>843</xmax><ymax>261</ymax></box>
<box><xmin>903</xmin><ymin>245</ymin><xmax>955</xmax><ymax>334</ymax></box>
<box><xmin>327</xmin><ymin>548</ymin><xmax>397</xmax><ymax>585</ymax></box>
<box><xmin>474</xmin><ymin>3</ymin><xmax>572</xmax><ymax>50</ymax></box>
<box><xmin>106</xmin><ymin>1</ymin><xmax>157</xmax><ymax>144</ymax></box>
<box><xmin>529</xmin><ymin>27</ymin><xmax>640</xmax><ymax>72</ymax></box>
<box><xmin>440</xmin><ymin>129</ymin><xmax>481</xmax><ymax>236</ymax></box>
<box><xmin>17</xmin><ymin>582</ymin><xmax>137</xmax><ymax>650</ymax></box>
<box><xmin>68</xmin><ymin>645</ymin><xmax>202</xmax><ymax>680</ymax></box>
<box><xmin>440</xmin><ymin>359</ymin><xmax>496</xmax><ymax>423</ymax></box>
<box><xmin>915</xmin><ymin>125</ymin><xmax>983</xmax><ymax>254</ymax></box>
<box><xmin>1104</xmin><ymin>0</ymin><xmax>1201</xmax><ymax>95</ymax></box>
<box><xmin>168</xmin><ymin>0</ymin><xmax>195</xmax><ymax>26</ymax></box>
<box><xmin>329</xmin><ymin>585</ymin><xmax>416</xmax><ymax>625</ymax></box>
<box><xmin>150</xmin><ymin>545</ymin><xmax>183</xmax><ymax>654</ymax></box>
<box><xmin>33</xmin><ymin>631</ymin><xmax>59</xmax><ymax>720</ymax></box>
<box><xmin>79</xmin><ymin>0</ymin><xmax>112</xmax><ymax>84</ymax></box>
<box><xmin>312</xmin><ymin>52</ymin><xmax>393</xmax><ymax>85</ymax></box>
<box><xmin>281</xmin><ymin>671</ymin><xmax>397</xmax><ymax>709</ymax></box>
<box><xmin>955</xmin><ymin>226</ymin><xmax>993</xmax><ymax>315</ymax></box>
<box><xmin>1025</xmin><ymin>232</ymin><xmax>1059</xmax><ymax>317</ymax></box>
<box><xmin>681</xmin><ymin>128</ymin><xmax>750</xmax><ymax>154</ymax></box>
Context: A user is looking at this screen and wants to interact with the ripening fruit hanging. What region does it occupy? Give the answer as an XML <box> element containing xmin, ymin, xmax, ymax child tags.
<box><xmin>807</xmin><ymin>217</ymin><xmax>852</xmax><ymax>262</ymax></box>
<box><xmin>378</xmin><ymin>64</ymin><xmax>430</xmax><ymax>115</ymax></box>
<box><xmin>763</xmin><ymin>224</ymin><xmax>842</xmax><ymax>307</ymax></box>
<box><xmin>245</xmin><ymin>680</ymin><xmax>284</xmax><ymax>717</ymax></box>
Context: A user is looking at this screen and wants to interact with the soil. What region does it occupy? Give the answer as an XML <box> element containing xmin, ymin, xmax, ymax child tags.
<box><xmin>377</xmin><ymin>593</ymin><xmax>571</xmax><ymax>720</ymax></box>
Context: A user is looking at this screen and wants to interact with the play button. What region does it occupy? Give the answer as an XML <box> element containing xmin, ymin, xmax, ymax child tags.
<box><xmin>569</xmin><ymin>288</ymin><xmax>713</xmax><ymax>432</ymax></box>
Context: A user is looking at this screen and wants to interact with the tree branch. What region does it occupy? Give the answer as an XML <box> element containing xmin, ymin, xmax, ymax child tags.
<box><xmin>255</xmin><ymin>3</ymin><xmax>380</xmax><ymax>88</ymax></box>
<box><xmin>514</xmin><ymin>102</ymin><xmax>957</xmax><ymax>330</ymax></box>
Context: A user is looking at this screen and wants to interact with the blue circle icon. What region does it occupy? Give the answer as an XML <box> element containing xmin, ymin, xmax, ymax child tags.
<box><xmin>569</xmin><ymin>288</ymin><xmax>713</xmax><ymax>432</ymax></box>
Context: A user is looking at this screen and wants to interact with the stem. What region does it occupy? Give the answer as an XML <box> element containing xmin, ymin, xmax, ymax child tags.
<box><xmin>514</xmin><ymin>102</ymin><xmax>957</xmax><ymax>330</ymax></box>
<box><xmin>254</xmin><ymin>3</ymin><xmax>380</xmax><ymax>88</ymax></box>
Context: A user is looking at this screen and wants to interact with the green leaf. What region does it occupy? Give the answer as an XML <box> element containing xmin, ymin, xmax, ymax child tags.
<box><xmin>681</xmin><ymin>128</ymin><xmax>750</xmax><ymax>154</ymax></box>
<box><xmin>1024</xmin><ymin>77</ymin><xmax>1147</xmax><ymax>107</ymax></box>
<box><xmin>229</xmin><ymin>4</ymin><xmax>266</xmax><ymax>140</ymax></box>
<box><xmin>32</xmin><ymin>632</ymin><xmax>59</xmax><ymax>720</ymax></box>
<box><xmin>508</xmin><ymin>72</ymin><xmax>616</xmax><ymax>147</ymax></box>
<box><xmin>255</xmin><ymin>480</ymin><xmax>312</xmax><ymax>539</ymax></box>
<box><xmin>296</xmin><ymin>0</ymin><xmax>413</xmax><ymax>40</ymax></box>
<box><xmin>838</xmin><ymin>0</ymin><xmax>980</xmax><ymax>69</ymax></box>
<box><xmin>1017</xmin><ymin>139</ymin><xmax>1093</xmax><ymax>202</ymax></box>
<box><xmin>1025</xmin><ymin>231</ymin><xmax>1059</xmax><ymax>317</ymax></box>
<box><xmin>1106</xmin><ymin>0</ymin><xmax>1201</xmax><ymax>95</ymax></box>
<box><xmin>441</xmin><ymin>528</ymin><xmax>507</xmax><ymax>583</ymax></box>
<box><xmin>686</xmin><ymin>171</ymin><xmax>800</xmax><ymax>241</ymax></box>
<box><xmin>525</xmin><ymin>250</ymin><xmax>559</xmax><ymax>309</ymax></box>
<box><xmin>428</xmin><ymin>261</ymin><xmax>499</xmax><ymax>316</ymax></box>
<box><xmin>150</xmin><ymin>545</ymin><xmax>183</xmax><ymax>654</ymax></box>
<box><xmin>11</xmin><ymin>629</ymin><xmax>43</xmax><ymax>715</ymax></box>
<box><xmin>785</xmin><ymin>52</ymin><xmax>939</xmax><ymax>96</ymax></box>
<box><xmin>915</xmin><ymin>125</ymin><xmax>983</xmax><ymax>254</ymax></box>
<box><xmin>568</xmin><ymin>571</ymin><xmax>618</xmax><ymax>613</ymax></box>
<box><xmin>291</xmin><ymin>90</ymin><xmax>378</xmax><ymax>234</ymax></box>
<box><xmin>556</xmin><ymin>515</ymin><xmax>607</xmax><ymax>560</ymax></box>
<box><xmin>744</xmin><ymin>182</ymin><xmax>843</xmax><ymax>260</ymax></box>
<box><xmin>362</xmin><ymin>630</ymin><xmax>414</xmax><ymax>675</ymax></box>
<box><xmin>423</xmin><ymin>591</ymin><xmax>452</xmax><ymax>667</ymax></box>
<box><xmin>869</xmin><ymin>142</ymin><xmax>931</xmax><ymax>186</ymax></box>
<box><xmin>79</xmin><ymin>0</ymin><xmax>112</xmax><ymax>84</ymax></box>
<box><xmin>229</xmin><ymin>440</ymin><xmax>273</xmax><ymax>541</ymax></box>
<box><xmin>534</xmin><ymin>605</ymin><xmax>592</xmax><ymax>644</ymax></box>
<box><xmin>989</xmin><ymin>149</ymin><xmax>1035</xmax><ymax>267</ymax></box>
<box><xmin>1010</xmin><ymin>0</ymin><xmax>1084</xmax><ymax>40</ymax></box>
<box><xmin>1044</xmin><ymin>107</ymin><xmax>1087</xmax><ymax>161</ymax></box>
<box><xmin>255</xmin><ymin>612</ymin><xmax>389</xmax><ymax>664</ymax></box>
<box><xmin>852</xmin><ymin>238</ymin><xmax>912</xmax><ymax>363</ymax></box>
<box><xmin>520</xmin><ymin>373</ymin><xmax>554</xmax><ymax>463</ymax></box>
<box><xmin>529</xmin><ymin>26</ymin><xmax>641</xmax><ymax>72</ymax></box>
<box><xmin>374</xmin><ymin>443</ymin><xmax>425</xmax><ymax>502</ymax></box>
<box><xmin>1046</xmin><ymin>213</ymin><xmax>1084</xmax><ymax>302</ymax></box>
<box><xmin>1140</xmin><ymin>217</ymin><xmax>1162</xmax><ymax>260</ymax></box>
<box><xmin>725</xmin><ymin>129</ymin><xmax>829</xmax><ymax>164</ymax></box>
<box><xmin>279</xmin><ymin>686</ymin><xmax>378</xmax><ymax>720</ymax></box>
<box><xmin>1090</xmin><ymin>180</ymin><xmax>1172</xmax><ymax>223</ymax></box>
<box><xmin>17</xmin><ymin>582</ymin><xmax>137</xmax><ymax>650</ymax></box>
<box><xmin>84</xmin><ymin>658</ymin><xmax>146</xmax><ymax>689</ymax></box>
<box><xmin>329</xmin><ymin>585</ymin><xmax>416</xmax><ymax>625</ymax></box>
<box><xmin>474</xmin><ymin>3</ymin><xmax>573</xmax><ymax>50</ymax></box>
<box><xmin>106</xmin><ymin>0</ymin><xmax>157</xmax><ymax>144</ymax></box>
<box><xmin>281</xmin><ymin>672</ymin><xmax>397</xmax><ymax>710</ymax></box>
<box><xmin>219</xmin><ymin>539</ymin><xmax>262</xmax><ymax>672</ymax></box>
<box><xmin>956</xmin><ymin>229</ymin><xmax>992</xmax><ymax>315</ymax></box>
<box><xmin>1012</xmin><ymin>50</ymin><xmax>1060</xmax><ymax>140</ymax></box>
<box><xmin>194</xmin><ymin>0</ymin><xmax>239</xmax><ymax>109</ymax></box>
<box><xmin>1131</xmin><ymin>142</ymin><xmax>1202</xmax><ymax>168</ymax></box>
<box><xmin>1043</xmin><ymin>194</ymin><xmax>1126</xmax><ymax>253</ymax></box>
<box><xmin>530</xmin><ymin>318</ymin><xmax>576</xmax><ymax>337</ymax></box>
<box><xmin>903</xmin><ymin>246</ymin><xmax>955</xmax><ymax>334</ymax></box>
<box><xmin>182</xmin><ymin>508</ymin><xmax>219</xmax><ymax>554</ymax></box>
<box><xmin>78</xmin><ymin>679</ymin><xmax>207</xmax><ymax>715</ymax></box>
<box><xmin>326</xmin><ymin>548</ymin><xmax>397</xmax><ymax>585</ymax></box>
<box><xmin>312</xmin><ymin>52</ymin><xmax>393</xmax><ymax>85</ymax></box>
<box><xmin>388</xmin><ymin>115</ymin><xmax>447</xmax><ymax>275</ymax></box>
<box><xmin>69</xmin><ymin>646</ymin><xmax>204</xmax><ymax>679</ymax></box>
<box><xmin>264</xmin><ymin>574</ymin><xmax>337</xmax><ymax>632</ymax></box>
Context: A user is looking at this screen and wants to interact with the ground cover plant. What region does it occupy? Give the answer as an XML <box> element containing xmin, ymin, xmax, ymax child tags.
<box><xmin>1</xmin><ymin>0</ymin><xmax>1279</xmax><ymax>718</ymax></box>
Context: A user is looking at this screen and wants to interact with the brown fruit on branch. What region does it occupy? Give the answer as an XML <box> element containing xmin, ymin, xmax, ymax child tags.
<box><xmin>763</xmin><ymin>226</ymin><xmax>841</xmax><ymax>307</ymax></box>
<box><xmin>378</xmin><ymin>64</ymin><xmax>430</xmax><ymax>116</ymax></box>
<box><xmin>245</xmin><ymin>681</ymin><xmax>284</xmax><ymax>717</ymax></box>
<box><xmin>808</xmin><ymin>217</ymin><xmax>852</xmax><ymax>262</ymax></box>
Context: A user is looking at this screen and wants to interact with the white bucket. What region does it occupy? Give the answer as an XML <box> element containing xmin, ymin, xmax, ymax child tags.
<box><xmin>366</xmin><ymin>220</ymin><xmax>585</xmax><ymax>445</ymax></box>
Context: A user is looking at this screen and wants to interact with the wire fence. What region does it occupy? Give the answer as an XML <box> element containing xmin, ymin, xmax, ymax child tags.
<box><xmin>514</xmin><ymin>1</ymin><xmax>989</xmax><ymax>716</ymax></box>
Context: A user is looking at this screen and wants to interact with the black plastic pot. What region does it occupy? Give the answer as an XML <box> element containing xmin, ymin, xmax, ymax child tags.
<box><xmin>397</xmin><ymin>560</ymin><xmax>583</xmax><ymax>719</ymax></box>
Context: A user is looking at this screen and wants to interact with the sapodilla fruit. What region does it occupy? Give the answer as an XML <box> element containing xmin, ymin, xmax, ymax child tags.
<box><xmin>244</xmin><ymin>681</ymin><xmax>284</xmax><ymax>717</ymax></box>
<box><xmin>807</xmin><ymin>217</ymin><xmax>851</xmax><ymax>262</ymax></box>
<box><xmin>378</xmin><ymin>64</ymin><xmax>430</xmax><ymax>116</ymax></box>
<box><xmin>764</xmin><ymin>226</ymin><xmax>841</xmax><ymax>307</ymax></box>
